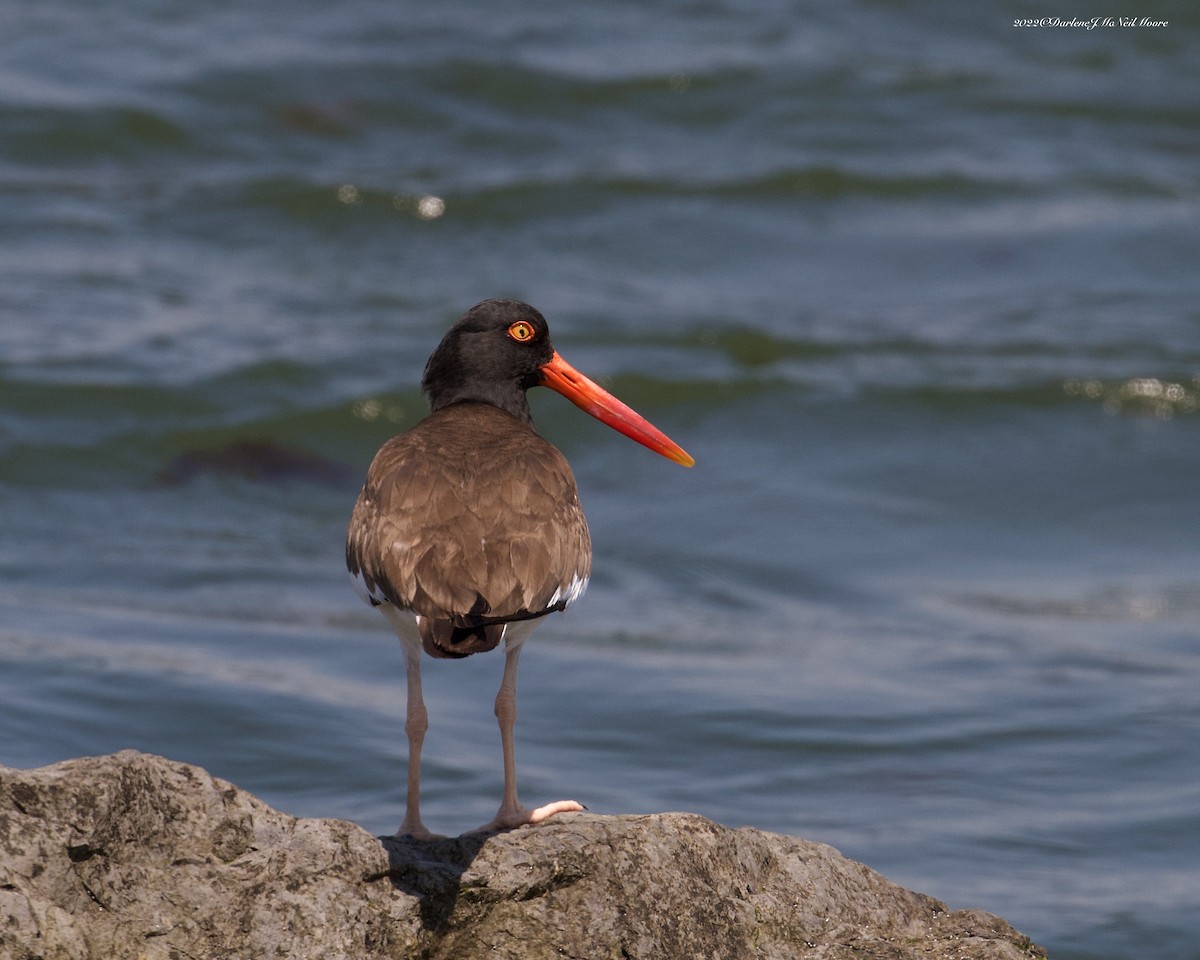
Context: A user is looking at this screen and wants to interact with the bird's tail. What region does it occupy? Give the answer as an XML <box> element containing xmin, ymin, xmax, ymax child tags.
<box><xmin>418</xmin><ymin>619</ymin><xmax>505</xmax><ymax>659</ymax></box>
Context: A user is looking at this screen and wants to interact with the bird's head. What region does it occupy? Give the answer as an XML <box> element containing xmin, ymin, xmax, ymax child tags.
<box><xmin>422</xmin><ymin>299</ymin><xmax>693</xmax><ymax>467</ymax></box>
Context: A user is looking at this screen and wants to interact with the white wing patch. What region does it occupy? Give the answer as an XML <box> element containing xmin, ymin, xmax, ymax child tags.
<box><xmin>549</xmin><ymin>574</ymin><xmax>589</xmax><ymax>609</ymax></box>
<box><xmin>350</xmin><ymin>569</ymin><xmax>390</xmax><ymax>607</ymax></box>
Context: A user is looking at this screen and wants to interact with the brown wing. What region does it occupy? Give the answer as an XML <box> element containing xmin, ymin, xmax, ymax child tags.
<box><xmin>346</xmin><ymin>403</ymin><xmax>591</xmax><ymax>629</ymax></box>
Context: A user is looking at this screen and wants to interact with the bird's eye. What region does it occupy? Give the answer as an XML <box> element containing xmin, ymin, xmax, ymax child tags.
<box><xmin>507</xmin><ymin>321</ymin><xmax>536</xmax><ymax>343</ymax></box>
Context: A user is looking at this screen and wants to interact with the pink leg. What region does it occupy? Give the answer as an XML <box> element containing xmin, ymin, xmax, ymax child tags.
<box><xmin>468</xmin><ymin>641</ymin><xmax>583</xmax><ymax>834</ymax></box>
<box><xmin>383</xmin><ymin>609</ymin><xmax>437</xmax><ymax>840</ymax></box>
<box><xmin>396</xmin><ymin>640</ymin><xmax>436</xmax><ymax>839</ymax></box>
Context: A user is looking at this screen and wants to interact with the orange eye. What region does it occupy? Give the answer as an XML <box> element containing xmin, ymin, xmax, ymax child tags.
<box><xmin>507</xmin><ymin>320</ymin><xmax>536</xmax><ymax>343</ymax></box>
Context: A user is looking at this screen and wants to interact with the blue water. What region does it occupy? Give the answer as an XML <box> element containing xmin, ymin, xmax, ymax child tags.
<box><xmin>3</xmin><ymin>2</ymin><xmax>1200</xmax><ymax>957</ymax></box>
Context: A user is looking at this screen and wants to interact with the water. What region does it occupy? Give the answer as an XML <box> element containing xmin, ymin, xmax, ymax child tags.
<box><xmin>3</xmin><ymin>2</ymin><xmax>1199</xmax><ymax>956</ymax></box>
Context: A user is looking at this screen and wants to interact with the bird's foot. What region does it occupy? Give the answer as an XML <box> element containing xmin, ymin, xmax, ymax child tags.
<box><xmin>466</xmin><ymin>799</ymin><xmax>585</xmax><ymax>835</ymax></box>
<box><xmin>392</xmin><ymin>820</ymin><xmax>444</xmax><ymax>841</ymax></box>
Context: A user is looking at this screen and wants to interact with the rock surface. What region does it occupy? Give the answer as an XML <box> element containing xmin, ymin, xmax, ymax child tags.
<box><xmin>0</xmin><ymin>751</ymin><xmax>1046</xmax><ymax>959</ymax></box>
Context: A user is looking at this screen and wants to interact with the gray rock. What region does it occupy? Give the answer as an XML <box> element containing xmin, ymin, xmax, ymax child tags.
<box><xmin>0</xmin><ymin>751</ymin><xmax>1046</xmax><ymax>959</ymax></box>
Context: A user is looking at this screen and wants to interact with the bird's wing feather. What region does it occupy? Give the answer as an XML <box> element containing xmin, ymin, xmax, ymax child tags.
<box><xmin>346</xmin><ymin>404</ymin><xmax>591</xmax><ymax>623</ymax></box>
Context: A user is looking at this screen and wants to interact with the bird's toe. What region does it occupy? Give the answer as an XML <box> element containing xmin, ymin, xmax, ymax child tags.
<box><xmin>465</xmin><ymin>799</ymin><xmax>585</xmax><ymax>835</ymax></box>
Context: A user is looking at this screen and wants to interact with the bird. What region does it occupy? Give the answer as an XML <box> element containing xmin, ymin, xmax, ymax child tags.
<box><xmin>346</xmin><ymin>299</ymin><xmax>693</xmax><ymax>838</ymax></box>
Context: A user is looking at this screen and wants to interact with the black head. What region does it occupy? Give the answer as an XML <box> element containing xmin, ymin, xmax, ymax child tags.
<box><xmin>422</xmin><ymin>299</ymin><xmax>556</xmax><ymax>423</ymax></box>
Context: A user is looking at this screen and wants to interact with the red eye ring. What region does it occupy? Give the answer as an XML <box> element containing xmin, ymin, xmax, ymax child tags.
<box><xmin>507</xmin><ymin>321</ymin><xmax>536</xmax><ymax>343</ymax></box>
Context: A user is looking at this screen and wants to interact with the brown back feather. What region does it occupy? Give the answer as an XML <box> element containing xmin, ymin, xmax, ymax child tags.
<box><xmin>346</xmin><ymin>403</ymin><xmax>592</xmax><ymax>649</ymax></box>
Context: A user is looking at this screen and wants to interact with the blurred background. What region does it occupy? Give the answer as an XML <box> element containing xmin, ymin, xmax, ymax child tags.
<box><xmin>2</xmin><ymin>2</ymin><xmax>1198</xmax><ymax>957</ymax></box>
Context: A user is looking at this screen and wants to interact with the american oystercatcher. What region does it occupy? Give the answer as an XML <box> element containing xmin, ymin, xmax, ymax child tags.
<box><xmin>347</xmin><ymin>299</ymin><xmax>693</xmax><ymax>837</ymax></box>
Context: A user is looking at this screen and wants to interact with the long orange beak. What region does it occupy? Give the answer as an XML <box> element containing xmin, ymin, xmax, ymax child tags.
<box><xmin>539</xmin><ymin>352</ymin><xmax>695</xmax><ymax>467</ymax></box>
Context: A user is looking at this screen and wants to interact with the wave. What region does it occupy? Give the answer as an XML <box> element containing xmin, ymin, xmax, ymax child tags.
<box><xmin>4</xmin><ymin>354</ymin><xmax>1196</xmax><ymax>495</ymax></box>
<box><xmin>0</xmin><ymin>103</ymin><xmax>193</xmax><ymax>165</ymax></box>
<box><xmin>218</xmin><ymin>167</ymin><xmax>1002</xmax><ymax>228</ymax></box>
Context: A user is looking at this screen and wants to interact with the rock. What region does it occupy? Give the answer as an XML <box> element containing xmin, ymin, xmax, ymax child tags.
<box><xmin>0</xmin><ymin>751</ymin><xmax>1046</xmax><ymax>960</ymax></box>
